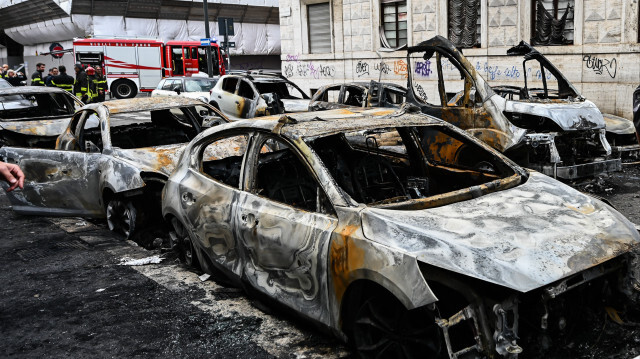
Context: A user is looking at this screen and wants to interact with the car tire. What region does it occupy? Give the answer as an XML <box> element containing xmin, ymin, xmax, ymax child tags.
<box><xmin>106</xmin><ymin>198</ymin><xmax>142</xmax><ymax>240</ymax></box>
<box><xmin>170</xmin><ymin>217</ymin><xmax>200</xmax><ymax>270</ymax></box>
<box><xmin>111</xmin><ymin>80</ymin><xmax>138</xmax><ymax>99</ymax></box>
<box><xmin>350</xmin><ymin>290</ymin><xmax>444</xmax><ymax>359</ymax></box>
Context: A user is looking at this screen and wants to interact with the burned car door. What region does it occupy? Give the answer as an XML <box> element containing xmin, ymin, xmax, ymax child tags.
<box><xmin>235</xmin><ymin>133</ymin><xmax>338</xmax><ymax>319</ymax></box>
<box><xmin>0</xmin><ymin>110</ymin><xmax>103</xmax><ymax>216</ymax></box>
<box><xmin>308</xmin><ymin>85</ymin><xmax>346</xmax><ymax>111</ymax></box>
<box><xmin>216</xmin><ymin>77</ymin><xmax>243</xmax><ymax>117</ymax></box>
<box><xmin>178</xmin><ymin>132</ymin><xmax>252</xmax><ymax>278</ymax></box>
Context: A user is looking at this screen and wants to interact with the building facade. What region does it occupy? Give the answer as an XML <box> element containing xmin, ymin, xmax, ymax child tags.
<box><xmin>280</xmin><ymin>0</ymin><xmax>640</xmax><ymax>119</ymax></box>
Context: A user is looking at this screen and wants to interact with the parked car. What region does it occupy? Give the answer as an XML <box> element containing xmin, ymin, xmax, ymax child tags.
<box><xmin>405</xmin><ymin>36</ymin><xmax>637</xmax><ymax>180</ymax></box>
<box><xmin>0</xmin><ymin>97</ymin><xmax>229</xmax><ymax>242</ymax></box>
<box><xmin>209</xmin><ymin>72</ymin><xmax>310</xmax><ymax>119</ymax></box>
<box><xmin>151</xmin><ymin>76</ymin><xmax>218</xmax><ymax>103</ymax></box>
<box><xmin>633</xmin><ymin>84</ymin><xmax>640</xmax><ymax>132</ymax></box>
<box><xmin>308</xmin><ymin>81</ymin><xmax>407</xmax><ymax>111</ymax></box>
<box><xmin>0</xmin><ymin>86</ymin><xmax>84</xmax><ymax>148</ymax></box>
<box><xmin>162</xmin><ymin>105</ymin><xmax>640</xmax><ymax>358</ymax></box>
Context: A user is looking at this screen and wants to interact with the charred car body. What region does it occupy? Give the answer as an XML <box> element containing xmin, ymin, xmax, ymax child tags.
<box><xmin>162</xmin><ymin>106</ymin><xmax>640</xmax><ymax>358</ymax></box>
<box><xmin>0</xmin><ymin>86</ymin><xmax>84</xmax><ymax>148</ymax></box>
<box><xmin>308</xmin><ymin>82</ymin><xmax>407</xmax><ymax>111</ymax></box>
<box><xmin>406</xmin><ymin>36</ymin><xmax>638</xmax><ymax>180</ymax></box>
<box><xmin>0</xmin><ymin>97</ymin><xmax>228</xmax><ymax>241</ymax></box>
<box><xmin>209</xmin><ymin>72</ymin><xmax>310</xmax><ymax>119</ymax></box>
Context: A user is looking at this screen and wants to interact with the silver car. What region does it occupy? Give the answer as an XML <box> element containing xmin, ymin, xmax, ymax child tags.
<box><xmin>0</xmin><ymin>97</ymin><xmax>228</xmax><ymax>241</ymax></box>
<box><xmin>162</xmin><ymin>105</ymin><xmax>640</xmax><ymax>358</ymax></box>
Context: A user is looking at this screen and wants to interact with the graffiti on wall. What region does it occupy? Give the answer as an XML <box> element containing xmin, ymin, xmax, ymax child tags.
<box><xmin>414</xmin><ymin>60</ymin><xmax>432</xmax><ymax>77</ymax></box>
<box><xmin>583</xmin><ymin>55</ymin><xmax>617</xmax><ymax>78</ymax></box>
<box><xmin>394</xmin><ymin>60</ymin><xmax>408</xmax><ymax>79</ymax></box>
<box><xmin>375</xmin><ymin>62</ymin><xmax>390</xmax><ymax>75</ymax></box>
<box><xmin>284</xmin><ymin>54</ymin><xmax>336</xmax><ymax>79</ymax></box>
<box><xmin>355</xmin><ymin>61</ymin><xmax>370</xmax><ymax>77</ymax></box>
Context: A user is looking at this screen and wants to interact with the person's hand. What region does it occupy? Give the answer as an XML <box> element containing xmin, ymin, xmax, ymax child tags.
<box><xmin>0</xmin><ymin>162</ymin><xmax>25</xmax><ymax>192</ymax></box>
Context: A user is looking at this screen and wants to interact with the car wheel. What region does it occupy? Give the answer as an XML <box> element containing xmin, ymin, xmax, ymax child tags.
<box><xmin>112</xmin><ymin>80</ymin><xmax>138</xmax><ymax>99</ymax></box>
<box><xmin>170</xmin><ymin>217</ymin><xmax>200</xmax><ymax>269</ymax></box>
<box><xmin>106</xmin><ymin>198</ymin><xmax>141</xmax><ymax>239</ymax></box>
<box><xmin>351</xmin><ymin>291</ymin><xmax>444</xmax><ymax>359</ymax></box>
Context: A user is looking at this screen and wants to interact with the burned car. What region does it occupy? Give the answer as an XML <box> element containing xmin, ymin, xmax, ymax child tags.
<box><xmin>0</xmin><ymin>97</ymin><xmax>228</xmax><ymax>241</ymax></box>
<box><xmin>209</xmin><ymin>72</ymin><xmax>310</xmax><ymax>119</ymax></box>
<box><xmin>0</xmin><ymin>86</ymin><xmax>83</xmax><ymax>148</ymax></box>
<box><xmin>308</xmin><ymin>81</ymin><xmax>407</xmax><ymax>111</ymax></box>
<box><xmin>162</xmin><ymin>105</ymin><xmax>640</xmax><ymax>358</ymax></box>
<box><xmin>406</xmin><ymin>36</ymin><xmax>637</xmax><ymax>180</ymax></box>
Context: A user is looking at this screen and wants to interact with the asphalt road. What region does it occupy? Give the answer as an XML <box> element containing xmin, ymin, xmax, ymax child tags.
<box><xmin>0</xmin><ymin>166</ymin><xmax>639</xmax><ymax>359</ymax></box>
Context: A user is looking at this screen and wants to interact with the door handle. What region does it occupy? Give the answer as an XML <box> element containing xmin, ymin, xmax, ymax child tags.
<box><xmin>181</xmin><ymin>192</ymin><xmax>195</xmax><ymax>205</ymax></box>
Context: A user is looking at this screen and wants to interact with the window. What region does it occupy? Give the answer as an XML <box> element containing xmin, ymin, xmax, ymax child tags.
<box><xmin>238</xmin><ymin>80</ymin><xmax>255</xmax><ymax>99</ymax></box>
<box><xmin>308</xmin><ymin>3</ymin><xmax>331</xmax><ymax>54</ymax></box>
<box><xmin>318</xmin><ymin>85</ymin><xmax>341</xmax><ymax>102</ymax></box>
<box><xmin>531</xmin><ymin>0</ymin><xmax>574</xmax><ymax>45</ymax></box>
<box><xmin>381</xmin><ymin>0</ymin><xmax>407</xmax><ymax>47</ymax></box>
<box><xmin>253</xmin><ymin>136</ymin><xmax>332</xmax><ymax>213</ymax></box>
<box><xmin>200</xmin><ymin>134</ymin><xmax>249</xmax><ymax>188</ymax></box>
<box><xmin>448</xmin><ymin>0</ymin><xmax>481</xmax><ymax>48</ymax></box>
<box><xmin>342</xmin><ymin>86</ymin><xmax>365</xmax><ymax>107</ymax></box>
<box><xmin>222</xmin><ymin>77</ymin><xmax>238</xmax><ymax>93</ymax></box>
<box><xmin>172</xmin><ymin>48</ymin><xmax>184</xmax><ymax>75</ymax></box>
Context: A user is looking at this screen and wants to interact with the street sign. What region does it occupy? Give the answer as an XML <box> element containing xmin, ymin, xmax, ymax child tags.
<box><xmin>217</xmin><ymin>17</ymin><xmax>235</xmax><ymax>36</ymax></box>
<box><xmin>221</xmin><ymin>42</ymin><xmax>236</xmax><ymax>48</ymax></box>
<box><xmin>200</xmin><ymin>38</ymin><xmax>211</xmax><ymax>46</ymax></box>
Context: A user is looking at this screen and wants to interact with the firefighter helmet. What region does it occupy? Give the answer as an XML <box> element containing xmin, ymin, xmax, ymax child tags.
<box><xmin>86</xmin><ymin>66</ymin><xmax>95</xmax><ymax>75</ymax></box>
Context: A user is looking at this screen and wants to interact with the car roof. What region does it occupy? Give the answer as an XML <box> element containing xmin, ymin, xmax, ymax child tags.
<box><xmin>93</xmin><ymin>96</ymin><xmax>212</xmax><ymax>114</ymax></box>
<box><xmin>205</xmin><ymin>105</ymin><xmax>443</xmax><ymax>140</ymax></box>
<box><xmin>0</xmin><ymin>86</ymin><xmax>69</xmax><ymax>95</ymax></box>
<box><xmin>163</xmin><ymin>77</ymin><xmax>218</xmax><ymax>81</ymax></box>
<box><xmin>222</xmin><ymin>73</ymin><xmax>290</xmax><ymax>84</ymax></box>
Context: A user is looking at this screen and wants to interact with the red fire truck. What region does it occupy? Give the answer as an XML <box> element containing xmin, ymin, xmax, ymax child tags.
<box><xmin>73</xmin><ymin>38</ymin><xmax>225</xmax><ymax>99</ymax></box>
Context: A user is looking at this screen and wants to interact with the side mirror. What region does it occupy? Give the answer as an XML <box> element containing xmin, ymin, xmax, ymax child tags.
<box><xmin>85</xmin><ymin>140</ymin><xmax>100</xmax><ymax>153</ymax></box>
<box><xmin>174</xmin><ymin>88</ymin><xmax>181</xmax><ymax>95</ymax></box>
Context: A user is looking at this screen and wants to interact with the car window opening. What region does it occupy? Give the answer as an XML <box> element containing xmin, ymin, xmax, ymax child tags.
<box><xmin>102</xmin><ymin>108</ymin><xmax>198</xmax><ymax>149</ymax></box>
<box><xmin>309</xmin><ymin>125</ymin><xmax>518</xmax><ymax>209</ymax></box>
<box><xmin>0</xmin><ymin>94</ymin><xmax>76</xmax><ymax>121</ymax></box>
<box><xmin>200</xmin><ymin>134</ymin><xmax>249</xmax><ymax>189</ymax></box>
<box><xmin>254</xmin><ymin>137</ymin><xmax>334</xmax><ymax>214</ymax></box>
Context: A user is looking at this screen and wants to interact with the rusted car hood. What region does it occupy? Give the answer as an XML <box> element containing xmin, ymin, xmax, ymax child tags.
<box><xmin>114</xmin><ymin>144</ymin><xmax>187</xmax><ymax>176</ymax></box>
<box><xmin>282</xmin><ymin>99</ymin><xmax>310</xmax><ymax>113</ymax></box>
<box><xmin>0</xmin><ymin>118</ymin><xmax>72</xmax><ymax>137</ymax></box>
<box><xmin>361</xmin><ymin>172</ymin><xmax>640</xmax><ymax>293</ymax></box>
<box><xmin>603</xmin><ymin>113</ymin><xmax>637</xmax><ymax>135</ymax></box>
<box><xmin>504</xmin><ymin>99</ymin><xmax>604</xmax><ymax>131</ymax></box>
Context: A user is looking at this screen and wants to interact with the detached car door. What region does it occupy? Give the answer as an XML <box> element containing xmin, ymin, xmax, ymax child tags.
<box><xmin>0</xmin><ymin>110</ymin><xmax>103</xmax><ymax>216</ymax></box>
<box><xmin>234</xmin><ymin>133</ymin><xmax>338</xmax><ymax>322</ymax></box>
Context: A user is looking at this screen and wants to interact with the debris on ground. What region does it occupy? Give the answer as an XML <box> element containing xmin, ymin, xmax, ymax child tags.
<box><xmin>119</xmin><ymin>255</ymin><xmax>164</xmax><ymax>266</ymax></box>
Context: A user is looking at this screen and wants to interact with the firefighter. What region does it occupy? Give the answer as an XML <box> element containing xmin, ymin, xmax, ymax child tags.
<box><xmin>93</xmin><ymin>65</ymin><xmax>107</xmax><ymax>102</ymax></box>
<box><xmin>51</xmin><ymin>65</ymin><xmax>74</xmax><ymax>93</ymax></box>
<box><xmin>85</xmin><ymin>66</ymin><xmax>98</xmax><ymax>103</ymax></box>
<box><xmin>30</xmin><ymin>62</ymin><xmax>45</xmax><ymax>86</ymax></box>
<box><xmin>1</xmin><ymin>64</ymin><xmax>8</xmax><ymax>78</ymax></box>
<box><xmin>73</xmin><ymin>64</ymin><xmax>89</xmax><ymax>103</ymax></box>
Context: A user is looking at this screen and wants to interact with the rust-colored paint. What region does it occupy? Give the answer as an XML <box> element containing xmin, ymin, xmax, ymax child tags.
<box><xmin>565</xmin><ymin>203</ymin><xmax>596</xmax><ymax>215</ymax></box>
<box><xmin>329</xmin><ymin>224</ymin><xmax>365</xmax><ymax>303</ymax></box>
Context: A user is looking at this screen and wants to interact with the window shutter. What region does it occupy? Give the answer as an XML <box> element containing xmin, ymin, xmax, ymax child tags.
<box><xmin>308</xmin><ymin>3</ymin><xmax>331</xmax><ymax>54</ymax></box>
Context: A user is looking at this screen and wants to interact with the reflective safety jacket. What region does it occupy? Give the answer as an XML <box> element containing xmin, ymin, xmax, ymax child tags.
<box><xmin>93</xmin><ymin>74</ymin><xmax>107</xmax><ymax>93</ymax></box>
<box><xmin>74</xmin><ymin>70</ymin><xmax>88</xmax><ymax>99</ymax></box>
<box><xmin>31</xmin><ymin>70</ymin><xmax>44</xmax><ymax>86</ymax></box>
<box><xmin>51</xmin><ymin>73</ymin><xmax>74</xmax><ymax>92</ymax></box>
<box><xmin>87</xmin><ymin>75</ymin><xmax>98</xmax><ymax>103</ymax></box>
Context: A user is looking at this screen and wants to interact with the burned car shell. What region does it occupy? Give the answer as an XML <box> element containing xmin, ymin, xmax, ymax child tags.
<box><xmin>407</xmin><ymin>36</ymin><xmax>624</xmax><ymax>180</ymax></box>
<box><xmin>209</xmin><ymin>73</ymin><xmax>310</xmax><ymax>119</ymax></box>
<box><xmin>308</xmin><ymin>82</ymin><xmax>407</xmax><ymax>111</ymax></box>
<box><xmin>0</xmin><ymin>97</ymin><xmax>227</xmax><ymax>237</ymax></box>
<box><xmin>162</xmin><ymin>106</ymin><xmax>640</xmax><ymax>358</ymax></box>
<box><xmin>0</xmin><ymin>86</ymin><xmax>83</xmax><ymax>148</ymax></box>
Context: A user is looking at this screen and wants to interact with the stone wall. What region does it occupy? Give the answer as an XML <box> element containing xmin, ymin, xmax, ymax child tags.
<box><xmin>280</xmin><ymin>0</ymin><xmax>640</xmax><ymax>119</ymax></box>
